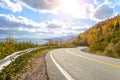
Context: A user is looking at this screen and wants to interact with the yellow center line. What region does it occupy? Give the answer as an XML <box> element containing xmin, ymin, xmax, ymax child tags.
<box><xmin>67</xmin><ymin>49</ymin><xmax>120</xmax><ymax>69</ymax></box>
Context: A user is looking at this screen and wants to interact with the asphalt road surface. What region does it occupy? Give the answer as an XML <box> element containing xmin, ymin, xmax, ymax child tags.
<box><xmin>46</xmin><ymin>47</ymin><xmax>120</xmax><ymax>80</ymax></box>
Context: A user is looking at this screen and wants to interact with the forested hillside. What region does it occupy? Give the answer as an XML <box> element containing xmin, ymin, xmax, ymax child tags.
<box><xmin>73</xmin><ymin>15</ymin><xmax>120</xmax><ymax>58</ymax></box>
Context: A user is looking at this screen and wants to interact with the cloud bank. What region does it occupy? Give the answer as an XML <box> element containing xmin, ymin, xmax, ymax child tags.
<box><xmin>0</xmin><ymin>0</ymin><xmax>118</xmax><ymax>20</ymax></box>
<box><xmin>94</xmin><ymin>4</ymin><xmax>114</xmax><ymax>20</ymax></box>
<box><xmin>0</xmin><ymin>14</ymin><xmax>88</xmax><ymax>38</ymax></box>
<box><xmin>0</xmin><ymin>0</ymin><xmax>22</xmax><ymax>12</ymax></box>
<box><xmin>19</xmin><ymin>0</ymin><xmax>61</xmax><ymax>10</ymax></box>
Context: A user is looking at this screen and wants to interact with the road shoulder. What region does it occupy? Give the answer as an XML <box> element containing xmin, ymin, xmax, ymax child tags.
<box><xmin>45</xmin><ymin>51</ymin><xmax>66</xmax><ymax>80</ymax></box>
<box><xmin>18</xmin><ymin>53</ymin><xmax>48</xmax><ymax>80</ymax></box>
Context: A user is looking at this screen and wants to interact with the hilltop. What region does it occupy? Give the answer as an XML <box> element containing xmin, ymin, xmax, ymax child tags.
<box><xmin>73</xmin><ymin>15</ymin><xmax>120</xmax><ymax>58</ymax></box>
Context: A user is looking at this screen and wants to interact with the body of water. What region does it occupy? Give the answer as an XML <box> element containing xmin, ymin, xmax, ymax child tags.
<box><xmin>0</xmin><ymin>38</ymin><xmax>48</xmax><ymax>44</ymax></box>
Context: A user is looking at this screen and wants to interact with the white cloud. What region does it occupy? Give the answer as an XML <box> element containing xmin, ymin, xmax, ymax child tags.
<box><xmin>82</xmin><ymin>4</ymin><xmax>95</xmax><ymax>19</ymax></box>
<box><xmin>0</xmin><ymin>0</ymin><xmax>22</xmax><ymax>12</ymax></box>
<box><xmin>94</xmin><ymin>0</ymin><xmax>106</xmax><ymax>5</ymax></box>
<box><xmin>0</xmin><ymin>0</ymin><xmax>61</xmax><ymax>12</ymax></box>
<box><xmin>71</xmin><ymin>0</ymin><xmax>116</xmax><ymax>21</ymax></box>
<box><xmin>94</xmin><ymin>3</ymin><xmax>114</xmax><ymax>20</ymax></box>
<box><xmin>18</xmin><ymin>0</ymin><xmax>61</xmax><ymax>11</ymax></box>
<box><xmin>52</xmin><ymin>3</ymin><xmax>96</xmax><ymax>20</ymax></box>
<box><xmin>45</xmin><ymin>19</ymin><xmax>69</xmax><ymax>29</ymax></box>
<box><xmin>18</xmin><ymin>27</ymin><xmax>38</xmax><ymax>33</ymax></box>
<box><xmin>0</xmin><ymin>14</ymin><xmax>47</xmax><ymax>37</ymax></box>
<box><xmin>0</xmin><ymin>27</ymin><xmax>9</xmax><ymax>30</ymax></box>
<box><xmin>0</xmin><ymin>14</ymin><xmax>42</xmax><ymax>28</ymax></box>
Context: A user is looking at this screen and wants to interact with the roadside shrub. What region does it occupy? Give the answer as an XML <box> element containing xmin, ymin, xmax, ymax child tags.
<box><xmin>114</xmin><ymin>43</ymin><xmax>120</xmax><ymax>57</ymax></box>
<box><xmin>0</xmin><ymin>37</ymin><xmax>38</xmax><ymax>60</ymax></box>
<box><xmin>111</xmin><ymin>37</ymin><xmax>120</xmax><ymax>43</ymax></box>
<box><xmin>106</xmin><ymin>49</ymin><xmax>120</xmax><ymax>58</ymax></box>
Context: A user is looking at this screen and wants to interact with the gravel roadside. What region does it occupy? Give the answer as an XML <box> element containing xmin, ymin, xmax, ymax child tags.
<box><xmin>18</xmin><ymin>53</ymin><xmax>49</xmax><ymax>80</ymax></box>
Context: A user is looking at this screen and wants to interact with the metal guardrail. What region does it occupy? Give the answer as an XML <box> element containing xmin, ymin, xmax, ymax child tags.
<box><xmin>0</xmin><ymin>46</ymin><xmax>73</xmax><ymax>71</ymax></box>
<box><xmin>0</xmin><ymin>47</ymin><xmax>44</xmax><ymax>71</ymax></box>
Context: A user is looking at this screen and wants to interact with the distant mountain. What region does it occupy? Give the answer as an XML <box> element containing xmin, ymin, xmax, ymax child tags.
<box><xmin>45</xmin><ymin>35</ymin><xmax>76</xmax><ymax>42</ymax></box>
<box><xmin>73</xmin><ymin>15</ymin><xmax>120</xmax><ymax>58</ymax></box>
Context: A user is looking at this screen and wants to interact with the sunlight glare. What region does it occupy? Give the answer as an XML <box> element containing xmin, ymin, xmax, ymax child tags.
<box><xmin>58</xmin><ymin>0</ymin><xmax>80</xmax><ymax>14</ymax></box>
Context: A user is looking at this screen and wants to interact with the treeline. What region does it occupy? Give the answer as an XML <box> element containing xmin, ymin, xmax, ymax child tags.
<box><xmin>73</xmin><ymin>15</ymin><xmax>120</xmax><ymax>58</ymax></box>
<box><xmin>0</xmin><ymin>36</ymin><xmax>38</xmax><ymax>60</ymax></box>
<box><xmin>44</xmin><ymin>41</ymin><xmax>74</xmax><ymax>47</ymax></box>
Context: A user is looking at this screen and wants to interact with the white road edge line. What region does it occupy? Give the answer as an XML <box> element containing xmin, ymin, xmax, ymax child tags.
<box><xmin>50</xmin><ymin>51</ymin><xmax>74</xmax><ymax>80</ymax></box>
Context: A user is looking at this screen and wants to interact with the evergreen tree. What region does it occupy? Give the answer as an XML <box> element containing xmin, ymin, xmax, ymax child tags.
<box><xmin>114</xmin><ymin>21</ymin><xmax>120</xmax><ymax>31</ymax></box>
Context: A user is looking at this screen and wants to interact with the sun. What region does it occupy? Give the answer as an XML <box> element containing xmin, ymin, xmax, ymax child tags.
<box><xmin>57</xmin><ymin>0</ymin><xmax>80</xmax><ymax>15</ymax></box>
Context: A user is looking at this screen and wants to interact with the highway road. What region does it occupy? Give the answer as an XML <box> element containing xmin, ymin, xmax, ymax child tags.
<box><xmin>0</xmin><ymin>47</ymin><xmax>40</xmax><ymax>71</ymax></box>
<box><xmin>46</xmin><ymin>47</ymin><xmax>120</xmax><ymax>80</ymax></box>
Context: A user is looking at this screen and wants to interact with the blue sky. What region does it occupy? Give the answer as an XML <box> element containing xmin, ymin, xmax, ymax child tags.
<box><xmin>0</xmin><ymin>0</ymin><xmax>120</xmax><ymax>39</ymax></box>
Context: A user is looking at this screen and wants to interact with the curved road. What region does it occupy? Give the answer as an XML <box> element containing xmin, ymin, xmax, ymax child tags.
<box><xmin>46</xmin><ymin>47</ymin><xmax>120</xmax><ymax>80</ymax></box>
